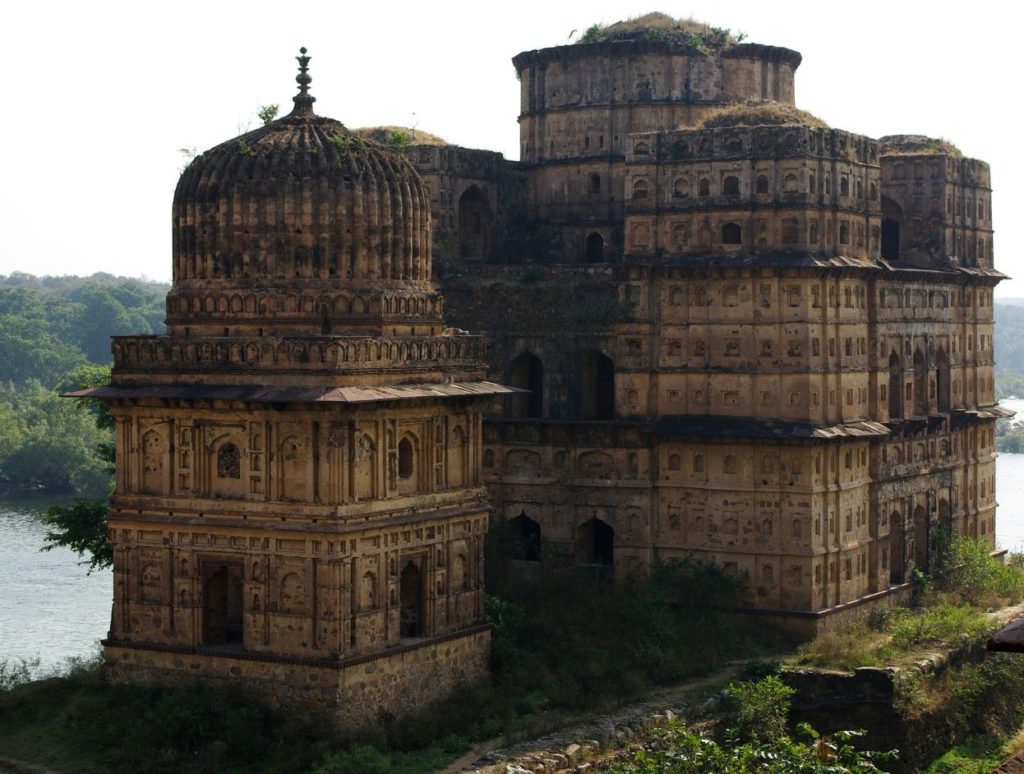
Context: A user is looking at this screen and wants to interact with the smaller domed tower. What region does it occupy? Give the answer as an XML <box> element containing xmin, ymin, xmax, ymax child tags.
<box><xmin>79</xmin><ymin>49</ymin><xmax>511</xmax><ymax>724</ymax></box>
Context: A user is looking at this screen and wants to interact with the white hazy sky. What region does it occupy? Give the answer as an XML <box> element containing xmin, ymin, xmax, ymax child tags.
<box><xmin>1</xmin><ymin>1</ymin><xmax>1020</xmax><ymax>293</ymax></box>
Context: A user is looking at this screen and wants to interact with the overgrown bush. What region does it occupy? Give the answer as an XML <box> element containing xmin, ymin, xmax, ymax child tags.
<box><xmin>0</xmin><ymin>657</ymin><xmax>40</xmax><ymax>692</ymax></box>
<box><xmin>796</xmin><ymin>539</ymin><xmax>1024</xmax><ymax>671</ymax></box>
<box><xmin>485</xmin><ymin>559</ymin><xmax>794</xmax><ymax>717</ymax></box>
<box><xmin>727</xmin><ymin>675</ymin><xmax>794</xmax><ymax>743</ymax></box>
<box><xmin>606</xmin><ymin>718</ymin><xmax>894</xmax><ymax>773</ymax></box>
<box><xmin>934</xmin><ymin>538</ymin><xmax>1024</xmax><ymax>607</ymax></box>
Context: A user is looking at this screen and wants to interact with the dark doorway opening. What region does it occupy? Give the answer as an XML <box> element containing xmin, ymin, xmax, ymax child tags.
<box><xmin>580</xmin><ymin>351</ymin><xmax>615</xmax><ymax>420</ymax></box>
<box><xmin>203</xmin><ymin>561</ymin><xmax>244</xmax><ymax>646</ymax></box>
<box><xmin>913</xmin><ymin>349</ymin><xmax>927</xmax><ymax>416</ymax></box>
<box><xmin>509</xmin><ymin>352</ymin><xmax>544</xmax><ymax>418</ymax></box>
<box><xmin>585</xmin><ymin>232</ymin><xmax>605</xmax><ymax>263</ymax></box>
<box><xmin>890</xmin><ymin>517</ymin><xmax>904</xmax><ymax>585</ymax></box>
<box><xmin>888</xmin><ymin>351</ymin><xmax>903</xmax><ymax>419</ymax></box>
<box><xmin>576</xmin><ymin>518</ymin><xmax>614</xmax><ymax>566</ymax></box>
<box><xmin>914</xmin><ymin>505</ymin><xmax>929</xmax><ymax>571</ymax></box>
<box><xmin>458</xmin><ymin>186</ymin><xmax>490</xmax><ymax>260</ymax></box>
<box><xmin>400</xmin><ymin>560</ymin><xmax>424</xmax><ymax>638</ymax></box>
<box><xmin>936</xmin><ymin>348</ymin><xmax>950</xmax><ymax>412</ymax></box>
<box><xmin>507</xmin><ymin>512</ymin><xmax>542</xmax><ymax>561</ymax></box>
<box><xmin>881</xmin><ymin>196</ymin><xmax>903</xmax><ymax>260</ymax></box>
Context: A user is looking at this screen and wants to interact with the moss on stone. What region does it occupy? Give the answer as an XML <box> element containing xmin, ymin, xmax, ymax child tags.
<box><xmin>353</xmin><ymin>125</ymin><xmax>449</xmax><ymax>147</ymax></box>
<box><xmin>576</xmin><ymin>12</ymin><xmax>741</xmax><ymax>52</ymax></box>
<box><xmin>879</xmin><ymin>134</ymin><xmax>963</xmax><ymax>158</ymax></box>
<box><xmin>697</xmin><ymin>101</ymin><xmax>828</xmax><ymax>129</ymax></box>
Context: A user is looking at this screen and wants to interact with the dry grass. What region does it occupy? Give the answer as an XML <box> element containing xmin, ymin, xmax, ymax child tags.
<box><xmin>1003</xmin><ymin>725</ymin><xmax>1024</xmax><ymax>758</ymax></box>
<box><xmin>879</xmin><ymin>134</ymin><xmax>963</xmax><ymax>158</ymax></box>
<box><xmin>697</xmin><ymin>100</ymin><xmax>829</xmax><ymax>129</ymax></box>
<box><xmin>577</xmin><ymin>12</ymin><xmax>741</xmax><ymax>50</ymax></box>
<box><xmin>353</xmin><ymin>125</ymin><xmax>448</xmax><ymax>147</ymax></box>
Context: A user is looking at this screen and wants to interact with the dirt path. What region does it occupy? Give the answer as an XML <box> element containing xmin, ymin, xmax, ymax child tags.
<box><xmin>441</xmin><ymin>661</ymin><xmax>753</xmax><ymax>773</ymax></box>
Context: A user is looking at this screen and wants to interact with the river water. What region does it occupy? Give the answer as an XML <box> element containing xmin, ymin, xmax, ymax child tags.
<box><xmin>4</xmin><ymin>435</ymin><xmax>1024</xmax><ymax>673</ymax></box>
<box><xmin>0</xmin><ymin>495</ymin><xmax>111</xmax><ymax>671</ymax></box>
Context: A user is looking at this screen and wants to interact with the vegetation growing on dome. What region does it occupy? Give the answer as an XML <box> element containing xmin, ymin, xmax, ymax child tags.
<box><xmin>880</xmin><ymin>134</ymin><xmax>963</xmax><ymax>158</ymax></box>
<box><xmin>327</xmin><ymin>132</ymin><xmax>368</xmax><ymax>153</ymax></box>
<box><xmin>575</xmin><ymin>12</ymin><xmax>744</xmax><ymax>51</ymax></box>
<box><xmin>696</xmin><ymin>100</ymin><xmax>829</xmax><ymax>129</ymax></box>
<box><xmin>354</xmin><ymin>126</ymin><xmax>449</xmax><ymax>149</ymax></box>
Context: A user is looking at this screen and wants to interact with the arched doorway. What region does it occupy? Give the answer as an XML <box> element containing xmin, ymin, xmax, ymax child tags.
<box><xmin>509</xmin><ymin>352</ymin><xmax>544</xmax><ymax>418</ymax></box>
<box><xmin>913</xmin><ymin>504</ymin><xmax>929</xmax><ymax>571</ymax></box>
<box><xmin>888</xmin><ymin>351</ymin><xmax>903</xmax><ymax>419</ymax></box>
<box><xmin>400</xmin><ymin>560</ymin><xmax>424</xmax><ymax>638</ymax></box>
<box><xmin>458</xmin><ymin>186</ymin><xmax>490</xmax><ymax>260</ymax></box>
<box><xmin>890</xmin><ymin>515</ymin><xmax>905</xmax><ymax>584</ymax></box>
<box><xmin>576</xmin><ymin>518</ymin><xmax>614</xmax><ymax>566</ymax></box>
<box><xmin>585</xmin><ymin>232</ymin><xmax>604</xmax><ymax>263</ymax></box>
<box><xmin>507</xmin><ymin>512</ymin><xmax>541</xmax><ymax>561</ymax></box>
<box><xmin>881</xmin><ymin>196</ymin><xmax>902</xmax><ymax>260</ymax></box>
<box><xmin>721</xmin><ymin>222</ymin><xmax>741</xmax><ymax>245</ymax></box>
<box><xmin>938</xmin><ymin>498</ymin><xmax>952</xmax><ymax>538</ymax></box>
<box><xmin>935</xmin><ymin>348</ymin><xmax>950</xmax><ymax>412</ymax></box>
<box><xmin>202</xmin><ymin>561</ymin><xmax>243</xmax><ymax>646</ymax></box>
<box><xmin>913</xmin><ymin>349</ymin><xmax>927</xmax><ymax>416</ymax></box>
<box><xmin>580</xmin><ymin>350</ymin><xmax>615</xmax><ymax>420</ymax></box>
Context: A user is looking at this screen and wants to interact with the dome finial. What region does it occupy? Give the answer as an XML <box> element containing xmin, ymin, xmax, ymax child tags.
<box><xmin>292</xmin><ymin>46</ymin><xmax>316</xmax><ymax>117</ymax></box>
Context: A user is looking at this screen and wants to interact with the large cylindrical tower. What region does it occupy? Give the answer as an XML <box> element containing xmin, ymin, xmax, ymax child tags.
<box><xmin>512</xmin><ymin>20</ymin><xmax>801</xmax><ymax>261</ymax></box>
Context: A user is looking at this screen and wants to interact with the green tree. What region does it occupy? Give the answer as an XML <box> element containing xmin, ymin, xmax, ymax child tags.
<box><xmin>41</xmin><ymin>498</ymin><xmax>112</xmax><ymax>572</ymax></box>
<box><xmin>257</xmin><ymin>104</ymin><xmax>280</xmax><ymax>125</ymax></box>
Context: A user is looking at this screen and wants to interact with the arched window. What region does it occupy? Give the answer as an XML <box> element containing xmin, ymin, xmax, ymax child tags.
<box><xmin>756</xmin><ymin>175</ymin><xmax>770</xmax><ymax>194</ymax></box>
<box><xmin>723</xmin><ymin>176</ymin><xmax>740</xmax><ymax>196</ymax></box>
<box><xmin>839</xmin><ymin>222</ymin><xmax>850</xmax><ymax>245</ymax></box>
<box><xmin>673</xmin><ymin>177</ymin><xmax>689</xmax><ymax>198</ymax></box>
<box><xmin>580</xmin><ymin>350</ymin><xmax>615</xmax><ymax>420</ymax></box>
<box><xmin>721</xmin><ymin>222</ymin><xmax>741</xmax><ymax>245</ymax></box>
<box><xmin>632</xmin><ymin>179</ymin><xmax>649</xmax><ymax>199</ymax></box>
<box><xmin>783</xmin><ymin>174</ymin><xmax>799</xmax><ymax>193</ymax></box>
<box><xmin>668</xmin><ymin>453</ymin><xmax>682</xmax><ymax>471</ymax></box>
<box><xmin>724</xmin><ymin>454</ymin><xmax>737</xmax><ymax>474</ymax></box>
<box><xmin>633</xmin><ymin>141</ymin><xmax>649</xmax><ymax>155</ymax></box>
<box><xmin>398</xmin><ymin>437</ymin><xmax>414</xmax><ymax>479</ymax></box>
<box><xmin>509</xmin><ymin>351</ymin><xmax>544</xmax><ymax>418</ymax></box>
<box><xmin>698</xmin><ymin>178</ymin><xmax>710</xmax><ymax>197</ymax></box>
<box><xmin>840</xmin><ymin>176</ymin><xmax>850</xmax><ymax>196</ymax></box>
<box><xmin>589</xmin><ymin>173</ymin><xmax>601</xmax><ymax>193</ymax></box>
<box><xmin>217</xmin><ymin>443</ymin><xmax>240</xmax><ymax>478</ymax></box>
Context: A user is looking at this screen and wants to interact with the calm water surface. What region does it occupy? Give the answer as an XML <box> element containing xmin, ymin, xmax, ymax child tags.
<box><xmin>4</xmin><ymin>429</ymin><xmax>1024</xmax><ymax>670</ymax></box>
<box><xmin>0</xmin><ymin>495</ymin><xmax>111</xmax><ymax>671</ymax></box>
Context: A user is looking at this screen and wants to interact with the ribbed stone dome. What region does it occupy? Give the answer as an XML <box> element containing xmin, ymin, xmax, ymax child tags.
<box><xmin>166</xmin><ymin>49</ymin><xmax>440</xmax><ymax>338</ymax></box>
<box><xmin>173</xmin><ymin>115</ymin><xmax>430</xmax><ymax>285</ymax></box>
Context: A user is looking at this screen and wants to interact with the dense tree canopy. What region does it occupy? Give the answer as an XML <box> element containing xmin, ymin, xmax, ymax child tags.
<box><xmin>0</xmin><ymin>273</ymin><xmax>166</xmax><ymax>496</ymax></box>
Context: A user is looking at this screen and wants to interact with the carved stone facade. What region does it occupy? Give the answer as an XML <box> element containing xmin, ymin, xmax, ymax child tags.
<box><xmin>81</xmin><ymin>25</ymin><xmax>1006</xmax><ymax>709</ymax></box>
<box><xmin>413</xmin><ymin>26</ymin><xmax>1005</xmax><ymax>633</ymax></box>
<box><xmin>77</xmin><ymin>52</ymin><xmax>510</xmax><ymax>723</ymax></box>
